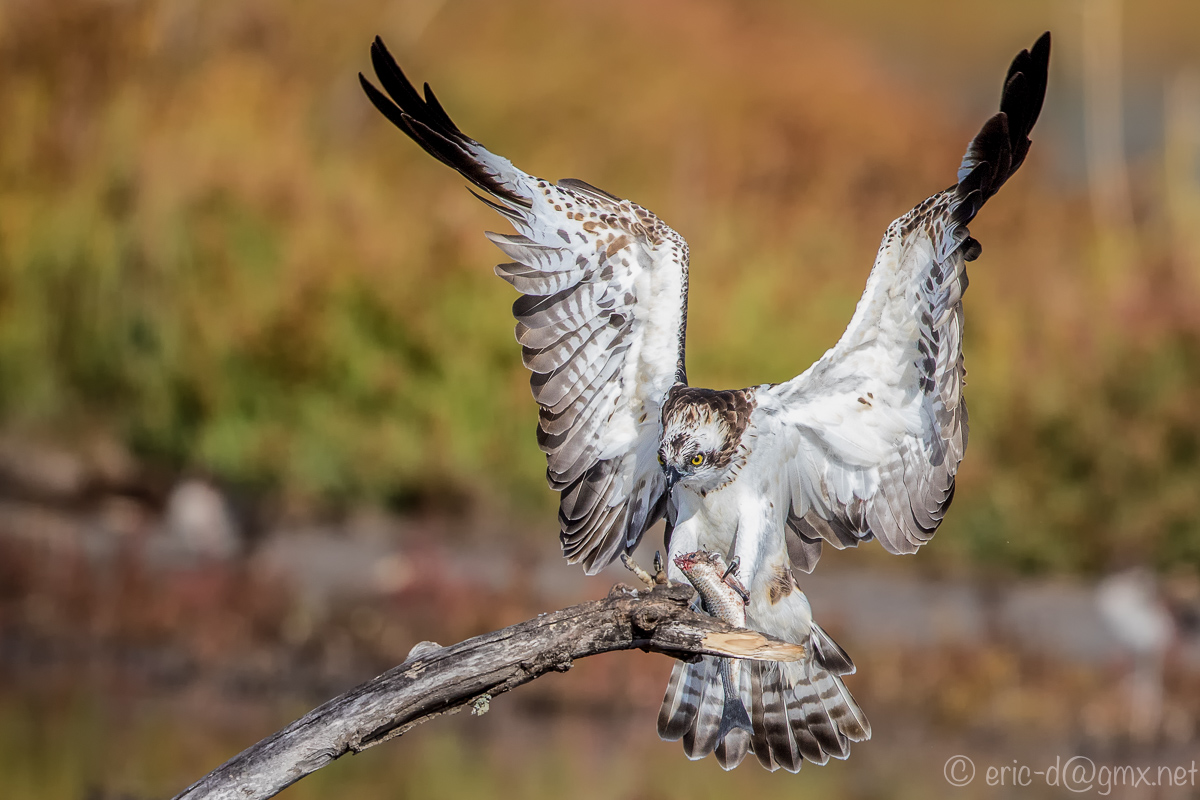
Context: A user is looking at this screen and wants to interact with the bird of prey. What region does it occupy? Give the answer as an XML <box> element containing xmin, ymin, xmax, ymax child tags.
<box><xmin>360</xmin><ymin>32</ymin><xmax>1050</xmax><ymax>772</ymax></box>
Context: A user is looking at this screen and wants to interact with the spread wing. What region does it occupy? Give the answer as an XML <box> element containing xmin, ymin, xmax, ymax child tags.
<box><xmin>759</xmin><ymin>33</ymin><xmax>1050</xmax><ymax>572</ymax></box>
<box><xmin>360</xmin><ymin>38</ymin><xmax>688</xmax><ymax>574</ymax></box>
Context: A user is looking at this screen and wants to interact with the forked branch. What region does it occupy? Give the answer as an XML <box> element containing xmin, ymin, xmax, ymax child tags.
<box><xmin>171</xmin><ymin>582</ymin><xmax>805</xmax><ymax>800</ymax></box>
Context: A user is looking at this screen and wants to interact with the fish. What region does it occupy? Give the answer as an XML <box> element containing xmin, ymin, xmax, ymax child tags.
<box><xmin>673</xmin><ymin>550</ymin><xmax>754</xmax><ymax>742</ymax></box>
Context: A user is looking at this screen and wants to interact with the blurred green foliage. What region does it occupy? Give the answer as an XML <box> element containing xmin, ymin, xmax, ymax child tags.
<box><xmin>2</xmin><ymin>0</ymin><xmax>1200</xmax><ymax>574</ymax></box>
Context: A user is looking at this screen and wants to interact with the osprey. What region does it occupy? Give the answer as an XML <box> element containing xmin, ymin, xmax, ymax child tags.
<box><xmin>361</xmin><ymin>33</ymin><xmax>1050</xmax><ymax>771</ymax></box>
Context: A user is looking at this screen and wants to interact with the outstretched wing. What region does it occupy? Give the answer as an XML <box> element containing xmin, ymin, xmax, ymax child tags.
<box><xmin>758</xmin><ymin>33</ymin><xmax>1050</xmax><ymax>572</ymax></box>
<box><xmin>360</xmin><ymin>38</ymin><xmax>689</xmax><ymax>574</ymax></box>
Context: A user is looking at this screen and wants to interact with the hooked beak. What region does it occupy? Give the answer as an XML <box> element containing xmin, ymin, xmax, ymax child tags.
<box><xmin>662</xmin><ymin>464</ymin><xmax>683</xmax><ymax>491</ymax></box>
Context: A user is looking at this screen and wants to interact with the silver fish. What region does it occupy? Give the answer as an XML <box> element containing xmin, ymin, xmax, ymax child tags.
<box><xmin>674</xmin><ymin>550</ymin><xmax>753</xmax><ymax>740</ymax></box>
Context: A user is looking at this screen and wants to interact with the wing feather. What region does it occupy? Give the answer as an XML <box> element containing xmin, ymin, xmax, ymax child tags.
<box><xmin>759</xmin><ymin>33</ymin><xmax>1049</xmax><ymax>572</ymax></box>
<box><xmin>362</xmin><ymin>38</ymin><xmax>687</xmax><ymax>572</ymax></box>
<box><xmin>495</xmin><ymin>262</ymin><xmax>587</xmax><ymax>297</ymax></box>
<box><xmin>559</xmin><ymin>459</ymin><xmax>619</xmax><ymax>527</ymax></box>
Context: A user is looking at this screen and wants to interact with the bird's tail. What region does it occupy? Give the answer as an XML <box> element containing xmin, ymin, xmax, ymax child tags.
<box><xmin>657</xmin><ymin>622</ymin><xmax>870</xmax><ymax>772</ymax></box>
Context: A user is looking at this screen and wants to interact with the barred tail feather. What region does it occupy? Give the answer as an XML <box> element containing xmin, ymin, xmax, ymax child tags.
<box><xmin>749</xmin><ymin>642</ymin><xmax>868</xmax><ymax>772</ymax></box>
<box><xmin>746</xmin><ymin>662</ymin><xmax>777</xmax><ymax>770</ymax></box>
<box><xmin>681</xmin><ymin>659</ymin><xmax>725</xmax><ymax>758</ymax></box>
<box><xmin>657</xmin><ymin>658</ymin><xmax>706</xmax><ymax>741</ymax></box>
<box><xmin>658</xmin><ymin>624</ymin><xmax>869</xmax><ymax>772</ymax></box>
<box><xmin>811</xmin><ymin>622</ymin><xmax>872</xmax><ymax>741</ymax></box>
<box><xmin>786</xmin><ymin>664</ymin><xmax>838</xmax><ymax>765</ymax></box>
<box><xmin>752</xmin><ymin>660</ymin><xmax>802</xmax><ymax>771</ymax></box>
<box><xmin>715</xmin><ymin>728</ymin><xmax>752</xmax><ymax>771</ymax></box>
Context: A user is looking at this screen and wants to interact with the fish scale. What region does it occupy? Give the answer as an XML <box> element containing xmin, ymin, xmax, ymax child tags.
<box><xmin>674</xmin><ymin>550</ymin><xmax>754</xmax><ymax>743</ymax></box>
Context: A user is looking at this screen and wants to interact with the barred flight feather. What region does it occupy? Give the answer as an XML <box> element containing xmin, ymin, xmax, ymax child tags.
<box><xmin>362</xmin><ymin>36</ymin><xmax>681</xmax><ymax>574</ymax></box>
<box><xmin>768</xmin><ymin>33</ymin><xmax>1049</xmax><ymax>569</ymax></box>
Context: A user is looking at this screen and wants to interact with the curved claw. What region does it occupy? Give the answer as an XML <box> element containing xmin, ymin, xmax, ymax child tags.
<box><xmin>718</xmin><ymin>556</ymin><xmax>750</xmax><ymax>603</ymax></box>
<box><xmin>722</xmin><ymin>555</ymin><xmax>741</xmax><ymax>580</ymax></box>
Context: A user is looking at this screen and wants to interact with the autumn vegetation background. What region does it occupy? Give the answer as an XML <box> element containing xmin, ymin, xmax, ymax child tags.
<box><xmin>7</xmin><ymin>0</ymin><xmax>1200</xmax><ymax>573</ymax></box>
<box><xmin>3</xmin><ymin>1</ymin><xmax>1200</xmax><ymax>799</ymax></box>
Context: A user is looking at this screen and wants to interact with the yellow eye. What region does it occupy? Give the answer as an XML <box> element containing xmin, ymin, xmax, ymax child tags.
<box><xmin>690</xmin><ymin>454</ymin><xmax>705</xmax><ymax>466</ymax></box>
<box><xmin>657</xmin><ymin>453</ymin><xmax>664</xmax><ymax>466</ymax></box>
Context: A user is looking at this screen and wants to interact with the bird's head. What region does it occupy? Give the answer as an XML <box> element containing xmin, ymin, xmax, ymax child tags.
<box><xmin>658</xmin><ymin>388</ymin><xmax>751</xmax><ymax>495</ymax></box>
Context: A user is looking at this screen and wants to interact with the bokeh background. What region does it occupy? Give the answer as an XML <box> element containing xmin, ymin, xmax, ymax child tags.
<box><xmin>3</xmin><ymin>0</ymin><xmax>1200</xmax><ymax>798</ymax></box>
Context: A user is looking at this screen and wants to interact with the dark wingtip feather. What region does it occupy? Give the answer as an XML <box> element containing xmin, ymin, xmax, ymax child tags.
<box><xmin>362</xmin><ymin>36</ymin><xmax>531</xmax><ymax>208</ymax></box>
<box><xmin>422</xmin><ymin>82</ymin><xmax>460</xmax><ymax>133</ymax></box>
<box><xmin>369</xmin><ymin>37</ymin><xmax>426</xmax><ymax>119</ymax></box>
<box><xmin>1024</xmin><ymin>33</ymin><xmax>1052</xmax><ymax>122</ymax></box>
<box><xmin>998</xmin><ymin>31</ymin><xmax>1050</xmax><ymax>179</ymax></box>
<box><xmin>951</xmin><ymin>32</ymin><xmax>1050</xmax><ymax>230</ymax></box>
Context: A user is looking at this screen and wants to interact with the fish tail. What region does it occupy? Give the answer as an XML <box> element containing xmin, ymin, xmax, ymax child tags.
<box><xmin>657</xmin><ymin>655</ymin><xmax>753</xmax><ymax>770</ymax></box>
<box><xmin>716</xmin><ymin>656</ymin><xmax>754</xmax><ymax>742</ymax></box>
<box><xmin>715</xmin><ymin>690</ymin><xmax>754</xmax><ymax>742</ymax></box>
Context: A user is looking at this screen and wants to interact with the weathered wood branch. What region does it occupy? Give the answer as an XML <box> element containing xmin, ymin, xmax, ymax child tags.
<box><xmin>171</xmin><ymin>582</ymin><xmax>806</xmax><ymax>800</ymax></box>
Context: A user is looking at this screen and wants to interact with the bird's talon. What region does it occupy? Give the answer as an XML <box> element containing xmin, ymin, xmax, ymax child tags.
<box><xmin>653</xmin><ymin>550</ymin><xmax>668</xmax><ymax>584</ymax></box>
<box><xmin>718</xmin><ymin>555</ymin><xmax>749</xmax><ymax>600</ymax></box>
<box><xmin>621</xmin><ymin>553</ymin><xmax>656</xmax><ymax>587</ymax></box>
<box><xmin>722</xmin><ymin>555</ymin><xmax>741</xmax><ymax>580</ymax></box>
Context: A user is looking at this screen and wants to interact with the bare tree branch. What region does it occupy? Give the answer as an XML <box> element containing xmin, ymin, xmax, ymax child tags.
<box><xmin>171</xmin><ymin>582</ymin><xmax>805</xmax><ymax>800</ymax></box>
